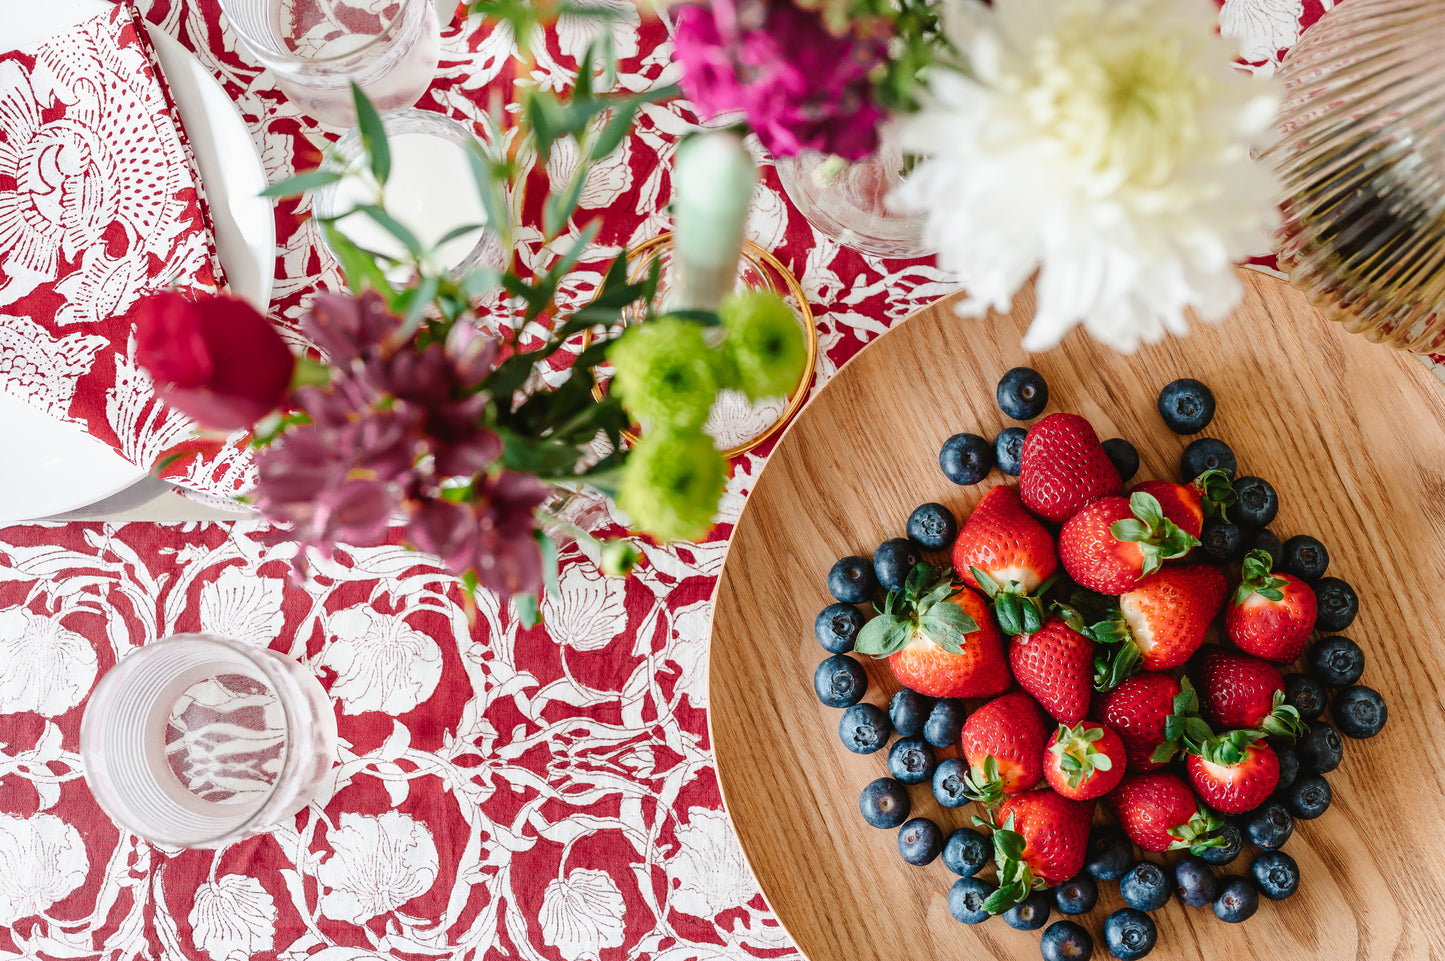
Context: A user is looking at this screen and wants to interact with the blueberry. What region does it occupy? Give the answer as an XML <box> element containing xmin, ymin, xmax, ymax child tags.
<box><xmin>943</xmin><ymin>827</ymin><xmax>992</xmax><ymax>877</ymax></box>
<box><xmin>1285</xmin><ymin>774</ymin><xmax>1332</xmax><ymax>819</ymax></box>
<box><xmin>1243</xmin><ymin>802</ymin><xmax>1294</xmax><ymax>850</ymax></box>
<box><xmin>932</xmin><ymin>757</ymin><xmax>972</xmax><ymax>808</ymax></box>
<box><xmin>1158</xmin><ymin>378</ymin><xmax>1216</xmax><ymax>434</ymax></box>
<box><xmin>1119</xmin><ymin>861</ymin><xmax>1171</xmax><ymax>912</ymax></box>
<box><xmin>827</xmin><ymin>555</ymin><xmax>876</xmax><ymax>604</ymax></box>
<box><xmin>1308</xmin><ymin>636</ymin><xmax>1365</xmax><ymax>687</ymax></box>
<box><xmin>889</xmin><ymin>688</ymin><xmax>935</xmax><ymax>738</ymax></box>
<box><xmin>940</xmin><ymin>433</ymin><xmax>995</xmax><ymax>485</ymax></box>
<box><xmin>907</xmin><ymin>502</ymin><xmax>957</xmax><ymax>551</ymax></box>
<box><xmin>1173</xmin><ymin>856</ymin><xmax>1219</xmax><ymax>907</ymax></box>
<box><xmin>1180</xmin><ymin>438</ymin><xmax>1236</xmax><ymax>480</ymax></box>
<box><xmin>1282</xmin><ymin>535</ymin><xmax>1329</xmax><ymax>581</ymax></box>
<box><xmin>1004</xmin><ymin>891</ymin><xmax>1052</xmax><ymax>931</ymax></box>
<box><xmin>997</xmin><ymin>366</ymin><xmax>1049</xmax><ymax>420</ymax></box>
<box><xmin>1054</xmin><ymin>873</ymin><xmax>1098</xmax><ymax>915</ymax></box>
<box><xmin>1251</xmin><ymin>850</ymin><xmax>1300</xmax><ymax>901</ymax></box>
<box><xmin>1212</xmin><ymin>877</ymin><xmax>1259</xmax><ymax>923</ymax></box>
<box><xmin>814</xmin><ymin>603</ymin><xmax>864</xmax><ymax>654</ymax></box>
<box><xmin>1103</xmin><ymin>437</ymin><xmax>1140</xmax><ymax>482</ymax></box>
<box><xmin>838</xmin><ymin>703</ymin><xmax>891</xmax><ymax>754</ymax></box>
<box><xmin>1313</xmin><ymin>577</ymin><xmax>1359</xmax><ymax>632</ymax></box>
<box><xmin>1231</xmin><ymin>476</ymin><xmax>1278</xmax><ymax>529</ymax></box>
<box><xmin>1242</xmin><ymin>528</ymin><xmax>1284</xmax><ymax>568</ymax></box>
<box><xmin>1333</xmin><ymin>684</ymin><xmax>1388</xmax><ymax>739</ymax></box>
<box><xmin>1084</xmin><ymin>826</ymin><xmax>1133</xmax><ymax>881</ymax></box>
<box><xmin>1040</xmin><ymin>920</ymin><xmax>1095</xmax><ymax>961</ymax></box>
<box><xmin>995</xmin><ymin>427</ymin><xmax>1029</xmax><ymax>476</ymax></box>
<box><xmin>887</xmin><ymin>737</ymin><xmax>937</xmax><ymax>785</ymax></box>
<box><xmin>813</xmin><ymin>655</ymin><xmax>867</xmax><ymax>708</ymax></box>
<box><xmin>897</xmin><ymin>816</ymin><xmax>944</xmax><ymax>866</ymax></box>
<box><xmin>873</xmin><ymin>537</ymin><xmax>922</xmax><ymax>593</ymax></box>
<box><xmin>923</xmin><ymin>698</ymin><xmax>967</xmax><ymax>748</ymax></box>
<box><xmin>1199</xmin><ymin>823</ymin><xmax>1244</xmax><ymax>866</ymax></box>
<box><xmin>1274</xmin><ymin>743</ymin><xmax>1300</xmax><ymax>791</ymax></box>
<box><xmin>1283</xmin><ymin>673</ymin><xmax>1327</xmax><ymax>723</ymax></box>
<box><xmin>1297</xmin><ymin>723</ymin><xmax>1344</xmax><ymax>773</ymax></box>
<box><xmin>1199</xmin><ymin>520</ymin><xmax>1244</xmax><ymax>564</ymax></box>
<box><xmin>948</xmin><ymin>876</ymin><xmax>996</xmax><ymax>925</ymax></box>
<box><xmin>1103</xmin><ymin>908</ymin><xmax>1157</xmax><ymax>961</ymax></box>
<box><xmin>859</xmin><ymin>777</ymin><xmax>912</xmax><ymax>829</ymax></box>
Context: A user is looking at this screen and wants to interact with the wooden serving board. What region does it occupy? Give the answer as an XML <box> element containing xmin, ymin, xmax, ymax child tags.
<box><xmin>708</xmin><ymin>270</ymin><xmax>1445</xmax><ymax>961</ymax></box>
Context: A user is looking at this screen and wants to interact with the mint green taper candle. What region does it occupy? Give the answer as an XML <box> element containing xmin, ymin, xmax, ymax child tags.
<box><xmin>669</xmin><ymin>131</ymin><xmax>758</xmax><ymax>312</ymax></box>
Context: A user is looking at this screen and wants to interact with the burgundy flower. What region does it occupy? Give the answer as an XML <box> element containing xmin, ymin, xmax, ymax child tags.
<box><xmin>404</xmin><ymin>472</ymin><xmax>550</xmax><ymax>596</ymax></box>
<box><xmin>302</xmin><ymin>291</ymin><xmax>402</xmax><ymax>365</ymax></box>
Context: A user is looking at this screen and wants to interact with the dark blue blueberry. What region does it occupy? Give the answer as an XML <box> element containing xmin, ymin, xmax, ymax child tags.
<box><xmin>997</xmin><ymin>366</ymin><xmax>1049</xmax><ymax>420</ymax></box>
<box><xmin>1054</xmin><ymin>873</ymin><xmax>1098</xmax><ymax>915</ymax></box>
<box><xmin>1173</xmin><ymin>856</ymin><xmax>1219</xmax><ymax>907</ymax></box>
<box><xmin>1284</xmin><ymin>673</ymin><xmax>1327</xmax><ymax>723</ymax></box>
<box><xmin>948</xmin><ymin>876</ymin><xmax>996</xmax><ymax>925</ymax></box>
<box><xmin>1251</xmin><ymin>850</ymin><xmax>1300</xmax><ymax>901</ymax></box>
<box><xmin>889</xmin><ymin>688</ymin><xmax>935</xmax><ymax>738</ymax></box>
<box><xmin>1273</xmin><ymin>742</ymin><xmax>1300</xmax><ymax>791</ymax></box>
<box><xmin>1119</xmin><ymin>861</ymin><xmax>1171</xmax><ymax>912</ymax></box>
<box><xmin>813</xmin><ymin>655</ymin><xmax>866</xmax><ymax>708</ymax></box>
<box><xmin>1285</xmin><ymin>774</ymin><xmax>1332</xmax><ymax>820</ymax></box>
<box><xmin>1103</xmin><ymin>437</ymin><xmax>1140</xmax><ymax>483</ymax></box>
<box><xmin>1297</xmin><ymin>723</ymin><xmax>1344</xmax><ymax>773</ymax></box>
<box><xmin>859</xmin><ymin>777</ymin><xmax>911</xmax><ymax>829</ymax></box>
<box><xmin>943</xmin><ymin>827</ymin><xmax>992</xmax><ymax>877</ymax></box>
<box><xmin>1333</xmin><ymin>684</ymin><xmax>1387</xmax><ymax>739</ymax></box>
<box><xmin>940</xmin><ymin>433</ymin><xmax>995</xmax><ymax>485</ymax></box>
<box><xmin>827</xmin><ymin>555</ymin><xmax>876</xmax><ymax>604</ymax></box>
<box><xmin>907</xmin><ymin>502</ymin><xmax>957</xmax><ymax>551</ymax></box>
<box><xmin>1242</xmin><ymin>528</ymin><xmax>1284</xmax><ymax>568</ymax></box>
<box><xmin>814</xmin><ymin>603</ymin><xmax>864</xmax><ymax>654</ymax></box>
<box><xmin>1313</xmin><ymin>577</ymin><xmax>1359</xmax><ymax>632</ymax></box>
<box><xmin>1084</xmin><ymin>826</ymin><xmax>1133</xmax><ymax>881</ymax></box>
<box><xmin>1231</xmin><ymin>476</ymin><xmax>1278</xmax><ymax>529</ymax></box>
<box><xmin>1004</xmin><ymin>891</ymin><xmax>1052</xmax><ymax>931</ymax></box>
<box><xmin>923</xmin><ymin>698</ymin><xmax>967</xmax><ymax>748</ymax></box>
<box><xmin>1199</xmin><ymin>520</ymin><xmax>1244</xmax><ymax>564</ymax></box>
<box><xmin>1180</xmin><ymin>438</ymin><xmax>1236</xmax><ymax>480</ymax></box>
<box><xmin>1158</xmin><ymin>378</ymin><xmax>1216</xmax><ymax>434</ymax></box>
<box><xmin>887</xmin><ymin>737</ymin><xmax>937</xmax><ymax>785</ymax></box>
<box><xmin>1199</xmin><ymin>823</ymin><xmax>1244</xmax><ymax>866</ymax></box>
<box><xmin>932</xmin><ymin>757</ymin><xmax>972</xmax><ymax>808</ymax></box>
<box><xmin>873</xmin><ymin>537</ymin><xmax>922</xmax><ymax>593</ymax></box>
<box><xmin>1040</xmin><ymin>921</ymin><xmax>1094</xmax><ymax>961</ymax></box>
<box><xmin>1103</xmin><ymin>908</ymin><xmax>1157</xmax><ymax>961</ymax></box>
<box><xmin>1243</xmin><ymin>802</ymin><xmax>1294</xmax><ymax>850</ymax></box>
<box><xmin>1212</xmin><ymin>877</ymin><xmax>1259</xmax><ymax>923</ymax></box>
<box><xmin>838</xmin><ymin>703</ymin><xmax>890</xmax><ymax>754</ymax></box>
<box><xmin>897</xmin><ymin>817</ymin><xmax>944</xmax><ymax>866</ymax></box>
<box><xmin>1282</xmin><ymin>535</ymin><xmax>1329</xmax><ymax>581</ymax></box>
<box><xmin>1308</xmin><ymin>636</ymin><xmax>1365</xmax><ymax>687</ymax></box>
<box><xmin>995</xmin><ymin>427</ymin><xmax>1029</xmax><ymax>476</ymax></box>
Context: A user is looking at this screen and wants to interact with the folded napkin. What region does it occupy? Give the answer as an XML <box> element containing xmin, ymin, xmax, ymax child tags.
<box><xmin>0</xmin><ymin>3</ymin><xmax>253</xmax><ymax>498</ymax></box>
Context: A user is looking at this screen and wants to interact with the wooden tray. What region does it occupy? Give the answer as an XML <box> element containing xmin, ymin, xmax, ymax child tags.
<box><xmin>708</xmin><ymin>270</ymin><xmax>1445</xmax><ymax>960</ymax></box>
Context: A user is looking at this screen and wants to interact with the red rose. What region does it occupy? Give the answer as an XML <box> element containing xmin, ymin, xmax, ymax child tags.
<box><xmin>134</xmin><ymin>291</ymin><xmax>295</xmax><ymax>430</ymax></box>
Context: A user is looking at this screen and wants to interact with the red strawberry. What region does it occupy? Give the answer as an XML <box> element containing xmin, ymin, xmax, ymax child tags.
<box><xmin>954</xmin><ymin>486</ymin><xmax>1059</xmax><ymax>634</ymax></box>
<box><xmin>1130</xmin><ymin>470</ymin><xmax>1235</xmax><ymax>539</ymax></box>
<box><xmin>1044</xmin><ymin>721</ymin><xmax>1127</xmax><ymax>801</ymax></box>
<box><xmin>1185</xmin><ymin>738</ymin><xmax>1281</xmax><ymax>815</ymax></box>
<box><xmin>1058</xmin><ymin>492</ymin><xmax>1198</xmax><ymax>594</ymax></box>
<box><xmin>983</xmin><ymin>789</ymin><xmax>1094</xmax><ymax>912</ymax></box>
<box><xmin>1108</xmin><ymin>772</ymin><xmax>1223</xmax><ymax>854</ymax></box>
<box><xmin>1226</xmin><ymin>549</ymin><xmax>1318</xmax><ymax>663</ymax></box>
<box><xmin>1018</xmin><ymin>413</ymin><xmax>1122</xmax><ymax>524</ymax></box>
<box><xmin>1097</xmin><ymin>672</ymin><xmax>1183</xmax><ymax>772</ymax></box>
<box><xmin>1194</xmin><ymin>647</ymin><xmax>1306</xmax><ymax>736</ymax></box>
<box><xmin>1009</xmin><ymin>617</ymin><xmax>1094</xmax><ymax>725</ymax></box>
<box><xmin>1088</xmin><ymin>563</ymin><xmax>1228</xmax><ymax>690</ymax></box>
<box><xmin>961</xmin><ymin>691</ymin><xmax>1048</xmax><ymax>805</ymax></box>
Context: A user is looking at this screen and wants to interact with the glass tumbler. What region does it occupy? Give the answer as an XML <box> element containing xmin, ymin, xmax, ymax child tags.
<box><xmin>221</xmin><ymin>0</ymin><xmax>441</xmax><ymax>126</ymax></box>
<box><xmin>774</xmin><ymin>146</ymin><xmax>933</xmax><ymax>259</ymax></box>
<box><xmin>80</xmin><ymin>634</ymin><xmax>338</xmax><ymax>848</ymax></box>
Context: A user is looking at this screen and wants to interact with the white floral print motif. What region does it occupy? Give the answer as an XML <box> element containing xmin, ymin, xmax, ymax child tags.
<box><xmin>0</xmin><ymin>814</ymin><xmax>88</xmax><ymax>925</ymax></box>
<box><xmin>198</xmin><ymin>565</ymin><xmax>286</xmax><ymax>647</ymax></box>
<box><xmin>315</xmin><ymin>812</ymin><xmax>439</xmax><ymax>924</ymax></box>
<box><xmin>189</xmin><ymin>875</ymin><xmax>278</xmax><ymax>961</ymax></box>
<box><xmin>321</xmin><ymin>604</ymin><xmax>444</xmax><ymax>714</ymax></box>
<box><xmin>0</xmin><ymin>607</ymin><xmax>98</xmax><ymax>716</ymax></box>
<box><xmin>540</xmin><ymin>561</ymin><xmax>628</xmax><ymax>652</ymax></box>
<box><xmin>666</xmin><ymin>808</ymin><xmax>755</xmax><ymax>918</ymax></box>
<box><xmin>540</xmin><ymin>869</ymin><xmax>627</xmax><ymax>960</ymax></box>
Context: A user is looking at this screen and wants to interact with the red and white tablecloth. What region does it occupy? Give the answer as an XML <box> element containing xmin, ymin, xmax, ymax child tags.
<box><xmin>0</xmin><ymin>1</ymin><xmax>1387</xmax><ymax>959</ymax></box>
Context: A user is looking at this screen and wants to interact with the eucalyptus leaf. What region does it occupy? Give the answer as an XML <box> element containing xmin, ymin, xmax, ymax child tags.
<box><xmin>356</xmin><ymin>204</ymin><xmax>424</xmax><ymax>257</ymax></box>
<box><xmin>535</xmin><ymin>529</ymin><xmax>560</xmax><ymax>598</ymax></box>
<box><xmin>322</xmin><ymin>222</ymin><xmax>393</xmax><ymax>296</ymax></box>
<box><xmin>352</xmin><ymin>82</ymin><xmax>391</xmax><ymax>186</ymax></box>
<box><xmin>515</xmin><ymin>591</ymin><xmax>541</xmax><ymax>629</ymax></box>
<box><xmin>259</xmin><ymin>168</ymin><xmax>344</xmax><ymax>199</ymax></box>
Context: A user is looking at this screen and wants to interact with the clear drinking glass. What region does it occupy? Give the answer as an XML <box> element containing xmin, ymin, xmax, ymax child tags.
<box><xmin>80</xmin><ymin>634</ymin><xmax>338</xmax><ymax>848</ymax></box>
<box><xmin>774</xmin><ymin>146</ymin><xmax>933</xmax><ymax>259</ymax></box>
<box><xmin>221</xmin><ymin>0</ymin><xmax>441</xmax><ymax>126</ymax></box>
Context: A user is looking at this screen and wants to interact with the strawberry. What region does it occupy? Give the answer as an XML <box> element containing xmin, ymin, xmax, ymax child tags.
<box><xmin>1090</xmin><ymin>564</ymin><xmax>1229</xmax><ymax>688</ymax></box>
<box><xmin>1130</xmin><ymin>469</ymin><xmax>1236</xmax><ymax>539</ymax></box>
<box><xmin>1194</xmin><ymin>647</ymin><xmax>1306</xmax><ymax>737</ymax></box>
<box><xmin>953</xmin><ymin>486</ymin><xmax>1059</xmax><ymax>634</ymax></box>
<box><xmin>1009</xmin><ymin>616</ymin><xmax>1094</xmax><ymax>725</ymax></box>
<box><xmin>961</xmin><ymin>691</ymin><xmax>1048</xmax><ymax>806</ymax></box>
<box><xmin>1018</xmin><ymin>413</ymin><xmax>1122</xmax><ymax>524</ymax></box>
<box><xmin>1044</xmin><ymin>721</ymin><xmax>1127</xmax><ymax>800</ymax></box>
<box><xmin>1185</xmin><ymin>737</ymin><xmax>1281</xmax><ymax>815</ymax></box>
<box><xmin>1108</xmin><ymin>772</ymin><xmax>1224</xmax><ymax>854</ymax></box>
<box><xmin>1058</xmin><ymin>492</ymin><xmax>1198</xmax><ymax>594</ymax></box>
<box><xmin>1096</xmin><ymin>672</ymin><xmax>1182</xmax><ymax>773</ymax></box>
<box><xmin>855</xmin><ymin>564</ymin><xmax>1012</xmax><ymax>698</ymax></box>
<box><xmin>980</xmin><ymin>789</ymin><xmax>1094</xmax><ymax>912</ymax></box>
<box><xmin>1226</xmin><ymin>549</ymin><xmax>1318</xmax><ymax>663</ymax></box>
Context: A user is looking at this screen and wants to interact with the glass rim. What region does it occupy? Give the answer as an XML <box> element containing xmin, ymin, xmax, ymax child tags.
<box><xmin>222</xmin><ymin>0</ymin><xmax>418</xmax><ymax>68</ymax></box>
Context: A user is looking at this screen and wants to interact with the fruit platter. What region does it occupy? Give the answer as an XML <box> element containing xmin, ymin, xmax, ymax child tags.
<box><xmin>707</xmin><ymin>271</ymin><xmax>1445</xmax><ymax>960</ymax></box>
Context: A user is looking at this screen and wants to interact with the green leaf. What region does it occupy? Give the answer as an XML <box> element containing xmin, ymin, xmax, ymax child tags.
<box><xmin>462</xmin><ymin>138</ymin><xmax>513</xmax><ymax>253</ymax></box>
<box><xmin>356</xmin><ymin>204</ymin><xmax>424</xmax><ymax>258</ymax></box>
<box><xmin>432</xmin><ymin>222</ymin><xmax>489</xmax><ymax>249</ymax></box>
<box><xmin>544</xmin><ymin>172</ymin><xmax>587</xmax><ymax>239</ymax></box>
<box><xmin>321</xmin><ymin>222</ymin><xmax>393</xmax><ymax>296</ymax></box>
<box><xmin>544</xmin><ymin>219</ymin><xmax>603</xmax><ymax>289</ymax></box>
<box><xmin>1019</xmin><ymin>597</ymin><xmax>1044</xmax><ymax>635</ymax></box>
<box><xmin>1111</xmin><ymin>519</ymin><xmax>1151</xmax><ymax>543</ymax></box>
<box><xmin>1093</xmin><ymin>641</ymin><xmax>1142</xmax><ymax>692</ymax></box>
<box><xmin>259</xmin><ymin>168</ymin><xmax>344</xmax><ymax>199</ymax></box>
<box><xmin>919</xmin><ymin>603</ymin><xmax>977</xmax><ymax>654</ymax></box>
<box><xmin>352</xmin><ymin>82</ymin><xmax>390</xmax><ymax>186</ymax></box>
<box><xmin>1129</xmin><ymin>491</ymin><xmax>1164</xmax><ymax>529</ymax></box>
<box><xmin>515</xmin><ymin>592</ymin><xmax>540</xmax><ymax>629</ymax></box>
<box><xmin>401</xmin><ymin>273</ymin><xmax>440</xmax><ymax>332</ymax></box>
<box><xmin>855</xmin><ymin>614</ymin><xmax>913</xmax><ymax>657</ymax></box>
<box><xmin>970</xmin><ymin>566</ymin><xmax>1001</xmax><ymax>598</ymax></box>
<box><xmin>536</xmin><ymin>530</ymin><xmax>560</xmax><ymax>598</ymax></box>
<box><xmin>993</xmin><ymin>594</ymin><xmax>1023</xmax><ymax>637</ymax></box>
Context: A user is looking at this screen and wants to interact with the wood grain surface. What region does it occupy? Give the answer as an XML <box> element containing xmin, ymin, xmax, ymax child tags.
<box><xmin>707</xmin><ymin>270</ymin><xmax>1445</xmax><ymax>961</ymax></box>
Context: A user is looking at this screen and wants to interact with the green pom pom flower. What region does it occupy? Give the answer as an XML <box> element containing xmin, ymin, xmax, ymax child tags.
<box><xmin>607</xmin><ymin>317</ymin><xmax>719</xmax><ymax>430</ymax></box>
<box><xmin>617</xmin><ymin>429</ymin><xmax>727</xmax><ymax>543</ymax></box>
<box><xmin>719</xmin><ymin>291</ymin><xmax>808</xmax><ymax>401</ymax></box>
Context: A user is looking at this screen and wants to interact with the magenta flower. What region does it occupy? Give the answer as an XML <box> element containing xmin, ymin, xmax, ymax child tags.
<box><xmin>404</xmin><ymin>472</ymin><xmax>550</xmax><ymax>596</ymax></box>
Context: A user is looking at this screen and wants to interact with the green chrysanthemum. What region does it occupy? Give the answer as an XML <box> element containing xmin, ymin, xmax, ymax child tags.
<box><xmin>617</xmin><ymin>429</ymin><xmax>727</xmax><ymax>543</ymax></box>
<box><xmin>607</xmin><ymin>318</ymin><xmax>719</xmax><ymax>430</ymax></box>
<box><xmin>719</xmin><ymin>291</ymin><xmax>808</xmax><ymax>401</ymax></box>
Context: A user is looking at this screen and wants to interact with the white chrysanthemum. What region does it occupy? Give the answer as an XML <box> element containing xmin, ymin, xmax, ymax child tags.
<box><xmin>888</xmin><ymin>0</ymin><xmax>1281</xmax><ymax>352</ymax></box>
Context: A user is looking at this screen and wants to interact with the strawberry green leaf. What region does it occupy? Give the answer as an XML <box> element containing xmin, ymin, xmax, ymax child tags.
<box><xmin>1130</xmin><ymin>491</ymin><xmax>1165</xmax><ymax>529</ymax></box>
<box><xmin>904</xmin><ymin>562</ymin><xmax>939</xmax><ymax>601</ymax></box>
<box><xmin>919</xmin><ymin>603</ymin><xmax>977</xmax><ymax>654</ymax></box>
<box><xmin>1092</xmin><ymin>640</ymin><xmax>1142</xmax><ymax>692</ymax></box>
<box><xmin>984</xmin><ymin>819</ymin><xmax>1042</xmax><ymax>914</ymax></box>
<box><xmin>1258</xmin><ymin>692</ymin><xmax>1307</xmax><ymax>740</ymax></box>
<box><xmin>1083</xmin><ymin>610</ymin><xmax>1132</xmax><ymax>647</ymax></box>
<box><xmin>964</xmin><ymin>756</ymin><xmax>1005</xmax><ymax>808</ymax></box>
<box><xmin>1111</xmin><ymin>519</ymin><xmax>1151</xmax><ymax>542</ymax></box>
<box><xmin>969</xmin><ymin>566</ymin><xmax>1002</xmax><ymax>598</ymax></box>
<box><xmin>1019</xmin><ymin>596</ymin><xmax>1044</xmax><ymax>635</ymax></box>
<box><xmin>1054</xmin><ymin>601</ymin><xmax>1087</xmax><ymax>633</ymax></box>
<box><xmin>855</xmin><ymin>614</ymin><xmax>912</xmax><ymax>657</ymax></box>
<box><xmin>1168</xmin><ymin>805</ymin><xmax>1225</xmax><ymax>855</ymax></box>
<box><xmin>1192</xmin><ymin>469</ymin><xmax>1238</xmax><ymax>522</ymax></box>
<box><xmin>1236</xmin><ymin>549</ymin><xmax>1289</xmax><ymax>604</ymax></box>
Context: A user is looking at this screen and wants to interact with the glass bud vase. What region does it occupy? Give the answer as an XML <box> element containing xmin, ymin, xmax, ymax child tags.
<box><xmin>774</xmin><ymin>146</ymin><xmax>933</xmax><ymax>259</ymax></box>
<box><xmin>1266</xmin><ymin>0</ymin><xmax>1445</xmax><ymax>352</ymax></box>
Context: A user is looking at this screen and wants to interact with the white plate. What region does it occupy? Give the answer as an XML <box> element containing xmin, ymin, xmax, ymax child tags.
<box><xmin>0</xmin><ymin>0</ymin><xmax>275</xmax><ymax>522</ymax></box>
